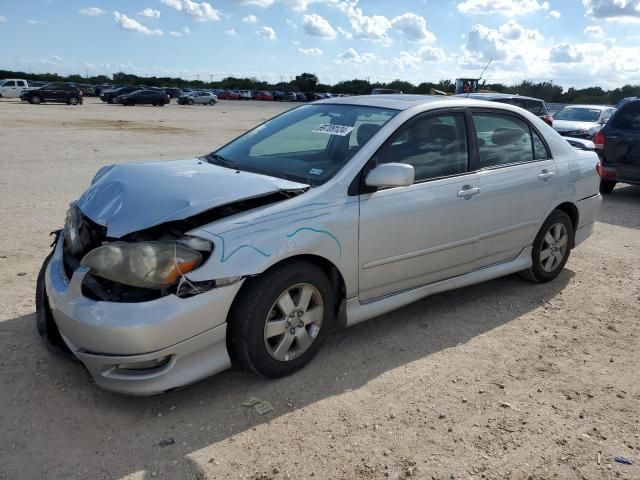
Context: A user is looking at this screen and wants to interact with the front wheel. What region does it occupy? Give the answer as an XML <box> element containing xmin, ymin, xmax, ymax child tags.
<box><xmin>68</xmin><ymin>96</ymin><xmax>79</xmax><ymax>105</ymax></box>
<box><xmin>29</xmin><ymin>95</ymin><xmax>42</xmax><ymax>104</ymax></box>
<box><xmin>600</xmin><ymin>179</ymin><xmax>616</xmax><ymax>194</ymax></box>
<box><xmin>520</xmin><ymin>210</ymin><xmax>573</xmax><ymax>283</ymax></box>
<box><xmin>229</xmin><ymin>262</ymin><xmax>335</xmax><ymax>378</ymax></box>
<box><xmin>209</xmin><ymin>99</ymin><xmax>216</xmax><ymax>106</ymax></box>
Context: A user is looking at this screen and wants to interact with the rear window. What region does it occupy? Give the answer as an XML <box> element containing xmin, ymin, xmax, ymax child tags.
<box><xmin>611</xmin><ymin>102</ymin><xmax>640</xmax><ymax>130</ymax></box>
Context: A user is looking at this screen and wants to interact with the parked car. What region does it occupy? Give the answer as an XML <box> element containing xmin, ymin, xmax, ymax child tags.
<box><xmin>165</xmin><ymin>87</ymin><xmax>182</xmax><ymax>98</ymax></box>
<box><xmin>273</xmin><ymin>91</ymin><xmax>285</xmax><ymax>101</ymax></box>
<box><xmin>20</xmin><ymin>83</ymin><xmax>83</xmax><ymax>105</ymax></box>
<box><xmin>371</xmin><ymin>88</ymin><xmax>403</xmax><ymax>95</ymax></box>
<box><xmin>76</xmin><ymin>84</ymin><xmax>96</xmax><ymax>96</ymax></box>
<box><xmin>615</xmin><ymin>97</ymin><xmax>638</xmax><ymax>109</ymax></box>
<box><xmin>255</xmin><ymin>91</ymin><xmax>274</xmax><ymax>101</ymax></box>
<box><xmin>295</xmin><ymin>92</ymin><xmax>307</xmax><ymax>102</ymax></box>
<box><xmin>36</xmin><ymin>96</ymin><xmax>601</xmax><ymax>394</ymax></box>
<box><xmin>218</xmin><ymin>90</ymin><xmax>240</xmax><ymax>100</ymax></box>
<box><xmin>178</xmin><ymin>91</ymin><xmax>218</xmax><ymax>105</ymax></box>
<box><xmin>0</xmin><ymin>79</ymin><xmax>31</xmax><ymax>98</ymax></box>
<box><xmin>593</xmin><ymin>99</ymin><xmax>640</xmax><ymax>194</ymax></box>
<box><xmin>552</xmin><ymin>105</ymin><xmax>615</xmax><ymax>139</ymax></box>
<box><xmin>237</xmin><ymin>90</ymin><xmax>253</xmax><ymax>100</ymax></box>
<box><xmin>118</xmin><ymin>89</ymin><xmax>170</xmax><ymax>106</ymax></box>
<box><xmin>460</xmin><ymin>93</ymin><xmax>554</xmax><ymax>127</ymax></box>
<box><xmin>100</xmin><ymin>86</ymin><xmax>141</xmax><ymax>104</ymax></box>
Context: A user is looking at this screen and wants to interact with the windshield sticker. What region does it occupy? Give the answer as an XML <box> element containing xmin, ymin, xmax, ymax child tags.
<box><xmin>312</xmin><ymin>124</ymin><xmax>354</xmax><ymax>136</ymax></box>
<box><xmin>308</xmin><ymin>168</ymin><xmax>324</xmax><ymax>175</ymax></box>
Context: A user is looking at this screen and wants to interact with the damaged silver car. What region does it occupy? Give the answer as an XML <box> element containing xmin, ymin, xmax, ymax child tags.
<box><xmin>37</xmin><ymin>96</ymin><xmax>602</xmax><ymax>395</ymax></box>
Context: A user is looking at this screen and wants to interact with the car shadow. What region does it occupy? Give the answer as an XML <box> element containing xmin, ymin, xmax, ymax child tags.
<box><xmin>0</xmin><ymin>270</ymin><xmax>572</xmax><ymax>479</ymax></box>
<box><xmin>598</xmin><ymin>185</ymin><xmax>640</xmax><ymax>230</ymax></box>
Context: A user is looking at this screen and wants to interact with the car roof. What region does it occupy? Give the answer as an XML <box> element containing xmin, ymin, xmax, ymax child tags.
<box><xmin>558</xmin><ymin>104</ymin><xmax>613</xmax><ymax>110</ymax></box>
<box><xmin>313</xmin><ymin>94</ymin><xmax>544</xmax><ymax>112</ymax></box>
<box><xmin>457</xmin><ymin>92</ymin><xmax>545</xmax><ymax>103</ymax></box>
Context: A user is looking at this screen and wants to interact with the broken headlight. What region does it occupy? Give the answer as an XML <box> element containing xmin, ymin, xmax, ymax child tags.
<box><xmin>81</xmin><ymin>241</ymin><xmax>203</xmax><ymax>289</ymax></box>
<box><xmin>64</xmin><ymin>202</ymin><xmax>84</xmax><ymax>255</ymax></box>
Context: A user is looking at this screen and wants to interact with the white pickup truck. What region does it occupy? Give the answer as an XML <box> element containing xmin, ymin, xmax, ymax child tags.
<box><xmin>0</xmin><ymin>79</ymin><xmax>31</xmax><ymax>98</ymax></box>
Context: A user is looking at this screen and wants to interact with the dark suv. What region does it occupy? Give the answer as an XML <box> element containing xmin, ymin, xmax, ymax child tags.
<box><xmin>594</xmin><ymin>99</ymin><xmax>640</xmax><ymax>194</ymax></box>
<box><xmin>460</xmin><ymin>93</ymin><xmax>553</xmax><ymax>126</ymax></box>
<box><xmin>21</xmin><ymin>83</ymin><xmax>83</xmax><ymax>105</ymax></box>
<box><xmin>100</xmin><ymin>86</ymin><xmax>142</xmax><ymax>104</ymax></box>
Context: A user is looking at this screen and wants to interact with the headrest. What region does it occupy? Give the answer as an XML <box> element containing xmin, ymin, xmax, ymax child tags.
<box><xmin>428</xmin><ymin>123</ymin><xmax>457</xmax><ymax>142</ymax></box>
<box><xmin>357</xmin><ymin>123</ymin><xmax>382</xmax><ymax>146</ymax></box>
<box><xmin>492</xmin><ymin>127</ymin><xmax>525</xmax><ymax>146</ymax></box>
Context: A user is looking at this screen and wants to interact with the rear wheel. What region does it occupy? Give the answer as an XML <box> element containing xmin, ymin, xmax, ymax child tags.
<box><xmin>520</xmin><ymin>210</ymin><xmax>573</xmax><ymax>283</ymax></box>
<box><xmin>188</xmin><ymin>99</ymin><xmax>194</xmax><ymax>105</ymax></box>
<box><xmin>68</xmin><ymin>96</ymin><xmax>79</xmax><ymax>106</ymax></box>
<box><xmin>29</xmin><ymin>95</ymin><xmax>41</xmax><ymax>104</ymax></box>
<box><xmin>109</xmin><ymin>97</ymin><xmax>118</xmax><ymax>104</ymax></box>
<box><xmin>599</xmin><ymin>179</ymin><xmax>616</xmax><ymax>194</ymax></box>
<box><xmin>229</xmin><ymin>262</ymin><xmax>335</xmax><ymax>378</ymax></box>
<box><xmin>209</xmin><ymin>99</ymin><xmax>216</xmax><ymax>106</ymax></box>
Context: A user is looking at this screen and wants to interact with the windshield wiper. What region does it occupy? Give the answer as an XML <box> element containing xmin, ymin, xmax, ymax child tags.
<box><xmin>204</xmin><ymin>153</ymin><xmax>240</xmax><ymax>171</ymax></box>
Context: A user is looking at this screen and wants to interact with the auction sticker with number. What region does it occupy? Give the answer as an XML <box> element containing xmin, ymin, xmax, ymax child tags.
<box><xmin>312</xmin><ymin>124</ymin><xmax>354</xmax><ymax>136</ymax></box>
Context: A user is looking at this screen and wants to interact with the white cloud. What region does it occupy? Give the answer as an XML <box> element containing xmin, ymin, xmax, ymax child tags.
<box><xmin>113</xmin><ymin>11</ymin><xmax>163</xmax><ymax>35</ymax></box>
<box><xmin>242</xmin><ymin>14</ymin><xmax>258</xmax><ymax>23</ymax></box>
<box><xmin>335</xmin><ymin>47</ymin><xmax>376</xmax><ymax>64</ymax></box>
<box><xmin>548</xmin><ymin>9</ymin><xmax>561</xmax><ymax>18</ymax></box>
<box><xmin>0</xmin><ymin>15</ymin><xmax>6</xmax><ymax>23</ymax></box>
<box><xmin>282</xmin><ymin>0</ymin><xmax>340</xmax><ymax>10</ymax></box>
<box><xmin>457</xmin><ymin>0</ymin><xmax>550</xmax><ymax>16</ymax></box>
<box><xmin>339</xmin><ymin>1</ymin><xmax>393</xmax><ymax>43</ymax></box>
<box><xmin>390</xmin><ymin>13</ymin><xmax>436</xmax><ymax>42</ymax></box>
<box><xmin>584</xmin><ymin>25</ymin><xmax>604</xmax><ymax>36</ymax></box>
<box><xmin>160</xmin><ymin>0</ymin><xmax>221</xmax><ymax>22</ymax></box>
<box><xmin>337</xmin><ymin>26</ymin><xmax>353</xmax><ymax>39</ymax></box>
<box><xmin>137</xmin><ymin>8</ymin><xmax>161</xmax><ymax>19</ymax></box>
<box><xmin>225</xmin><ymin>28</ymin><xmax>237</xmax><ymax>35</ymax></box>
<box><xmin>78</xmin><ymin>7</ymin><xmax>106</xmax><ymax>16</ymax></box>
<box><xmin>232</xmin><ymin>0</ymin><xmax>274</xmax><ymax>6</ymax></box>
<box><xmin>169</xmin><ymin>26</ymin><xmax>192</xmax><ymax>36</ymax></box>
<box><xmin>302</xmin><ymin>13</ymin><xmax>336</xmax><ymax>38</ymax></box>
<box><xmin>298</xmin><ymin>47</ymin><xmax>323</xmax><ymax>55</ymax></box>
<box><xmin>256</xmin><ymin>26</ymin><xmax>276</xmax><ymax>39</ymax></box>
<box><xmin>51</xmin><ymin>55</ymin><xmax>63</xmax><ymax>62</ymax></box>
<box><xmin>28</xmin><ymin>19</ymin><xmax>45</xmax><ymax>25</ymax></box>
<box><xmin>549</xmin><ymin>43</ymin><xmax>585</xmax><ymax>63</ymax></box>
<box><xmin>285</xmin><ymin>18</ymin><xmax>297</xmax><ymax>28</ymax></box>
<box><xmin>419</xmin><ymin>46</ymin><xmax>446</xmax><ymax>61</ymax></box>
<box><xmin>583</xmin><ymin>0</ymin><xmax>640</xmax><ymax>23</ymax></box>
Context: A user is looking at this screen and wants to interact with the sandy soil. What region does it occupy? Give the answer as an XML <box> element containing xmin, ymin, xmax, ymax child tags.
<box><xmin>0</xmin><ymin>97</ymin><xmax>638</xmax><ymax>480</ymax></box>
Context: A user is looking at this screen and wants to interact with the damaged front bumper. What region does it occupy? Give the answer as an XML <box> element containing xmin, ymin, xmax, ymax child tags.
<box><xmin>42</xmin><ymin>233</ymin><xmax>244</xmax><ymax>395</ymax></box>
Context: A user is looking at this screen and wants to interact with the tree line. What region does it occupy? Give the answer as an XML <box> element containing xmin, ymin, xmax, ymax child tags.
<box><xmin>1</xmin><ymin>69</ymin><xmax>638</xmax><ymax>105</ymax></box>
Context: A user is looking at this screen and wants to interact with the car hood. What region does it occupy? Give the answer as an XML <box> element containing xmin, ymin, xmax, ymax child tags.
<box><xmin>552</xmin><ymin>120</ymin><xmax>599</xmax><ymax>132</ymax></box>
<box><xmin>76</xmin><ymin>158</ymin><xmax>309</xmax><ymax>238</ymax></box>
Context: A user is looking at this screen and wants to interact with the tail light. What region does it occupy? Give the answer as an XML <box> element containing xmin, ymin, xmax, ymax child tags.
<box><xmin>543</xmin><ymin>114</ymin><xmax>553</xmax><ymax>126</ymax></box>
<box><xmin>593</xmin><ymin>131</ymin><xmax>605</xmax><ymax>150</ymax></box>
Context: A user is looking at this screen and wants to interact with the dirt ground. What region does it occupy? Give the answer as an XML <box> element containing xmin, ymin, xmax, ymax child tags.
<box><xmin>0</xmin><ymin>97</ymin><xmax>638</xmax><ymax>480</ymax></box>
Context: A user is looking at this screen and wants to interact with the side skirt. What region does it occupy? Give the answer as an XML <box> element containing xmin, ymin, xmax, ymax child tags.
<box><xmin>345</xmin><ymin>247</ymin><xmax>533</xmax><ymax>327</ymax></box>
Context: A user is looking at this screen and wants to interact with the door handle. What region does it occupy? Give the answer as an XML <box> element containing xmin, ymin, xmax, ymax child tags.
<box><xmin>538</xmin><ymin>170</ymin><xmax>555</xmax><ymax>181</ymax></box>
<box><xmin>457</xmin><ymin>186</ymin><xmax>481</xmax><ymax>198</ymax></box>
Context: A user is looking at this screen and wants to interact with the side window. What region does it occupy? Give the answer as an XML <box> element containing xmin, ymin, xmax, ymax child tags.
<box><xmin>17</xmin><ymin>81</ymin><xmax>26</xmax><ymax>87</ymax></box>
<box><xmin>532</xmin><ymin>130</ymin><xmax>550</xmax><ymax>160</ymax></box>
<box><xmin>612</xmin><ymin>103</ymin><xmax>640</xmax><ymax>130</ymax></box>
<box><xmin>3</xmin><ymin>81</ymin><xmax>16</xmax><ymax>87</ymax></box>
<box><xmin>374</xmin><ymin>112</ymin><xmax>468</xmax><ymax>182</ymax></box>
<box><xmin>472</xmin><ymin>113</ymin><xmax>534</xmax><ymax>168</ymax></box>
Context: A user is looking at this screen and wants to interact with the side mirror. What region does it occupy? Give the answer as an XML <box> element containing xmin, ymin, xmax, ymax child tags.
<box><xmin>365</xmin><ymin>163</ymin><xmax>414</xmax><ymax>188</ymax></box>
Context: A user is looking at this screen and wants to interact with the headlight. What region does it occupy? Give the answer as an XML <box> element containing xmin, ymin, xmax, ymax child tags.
<box><xmin>81</xmin><ymin>241</ymin><xmax>203</xmax><ymax>289</ymax></box>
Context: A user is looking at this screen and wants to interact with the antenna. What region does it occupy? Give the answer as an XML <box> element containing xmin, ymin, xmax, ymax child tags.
<box><xmin>466</xmin><ymin>58</ymin><xmax>492</xmax><ymax>98</ymax></box>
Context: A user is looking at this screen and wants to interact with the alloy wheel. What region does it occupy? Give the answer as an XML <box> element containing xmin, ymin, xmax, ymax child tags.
<box><xmin>263</xmin><ymin>283</ymin><xmax>324</xmax><ymax>362</ymax></box>
<box><xmin>540</xmin><ymin>223</ymin><xmax>568</xmax><ymax>272</ymax></box>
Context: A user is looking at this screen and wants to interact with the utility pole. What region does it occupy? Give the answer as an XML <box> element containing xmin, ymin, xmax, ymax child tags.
<box><xmin>209</xmin><ymin>74</ymin><xmax>213</xmax><ymax>83</ymax></box>
<box><xmin>196</xmin><ymin>74</ymin><xmax>200</xmax><ymax>81</ymax></box>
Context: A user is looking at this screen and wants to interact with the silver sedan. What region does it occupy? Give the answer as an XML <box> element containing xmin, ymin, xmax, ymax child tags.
<box><xmin>37</xmin><ymin>95</ymin><xmax>602</xmax><ymax>394</ymax></box>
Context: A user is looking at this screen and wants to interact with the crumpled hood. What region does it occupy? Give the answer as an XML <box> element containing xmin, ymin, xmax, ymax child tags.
<box><xmin>553</xmin><ymin>120</ymin><xmax>599</xmax><ymax>133</ymax></box>
<box><xmin>77</xmin><ymin>159</ymin><xmax>308</xmax><ymax>238</ymax></box>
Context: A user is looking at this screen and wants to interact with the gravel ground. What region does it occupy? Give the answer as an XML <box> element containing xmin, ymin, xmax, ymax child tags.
<box><xmin>0</xmin><ymin>98</ymin><xmax>638</xmax><ymax>480</ymax></box>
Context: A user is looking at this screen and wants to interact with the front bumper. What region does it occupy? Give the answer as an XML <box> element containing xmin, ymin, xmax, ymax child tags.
<box><xmin>43</xmin><ymin>234</ymin><xmax>243</xmax><ymax>395</ymax></box>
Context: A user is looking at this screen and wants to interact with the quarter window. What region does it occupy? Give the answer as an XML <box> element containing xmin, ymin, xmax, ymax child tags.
<box><xmin>374</xmin><ymin>113</ymin><xmax>468</xmax><ymax>182</ymax></box>
<box><xmin>473</xmin><ymin>113</ymin><xmax>538</xmax><ymax>168</ymax></box>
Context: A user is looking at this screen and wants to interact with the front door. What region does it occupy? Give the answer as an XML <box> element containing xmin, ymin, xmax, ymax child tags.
<box><xmin>358</xmin><ymin>110</ymin><xmax>480</xmax><ymax>302</ymax></box>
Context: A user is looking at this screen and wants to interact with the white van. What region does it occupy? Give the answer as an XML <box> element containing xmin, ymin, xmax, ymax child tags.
<box><xmin>0</xmin><ymin>79</ymin><xmax>30</xmax><ymax>98</ymax></box>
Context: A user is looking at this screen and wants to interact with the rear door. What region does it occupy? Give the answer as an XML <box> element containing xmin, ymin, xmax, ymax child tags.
<box><xmin>468</xmin><ymin>109</ymin><xmax>558</xmax><ymax>268</ymax></box>
<box><xmin>604</xmin><ymin>102</ymin><xmax>640</xmax><ymax>182</ymax></box>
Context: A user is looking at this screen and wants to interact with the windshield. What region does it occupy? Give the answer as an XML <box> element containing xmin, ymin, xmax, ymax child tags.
<box><xmin>210</xmin><ymin>104</ymin><xmax>398</xmax><ymax>186</ymax></box>
<box><xmin>554</xmin><ymin>107</ymin><xmax>602</xmax><ymax>122</ymax></box>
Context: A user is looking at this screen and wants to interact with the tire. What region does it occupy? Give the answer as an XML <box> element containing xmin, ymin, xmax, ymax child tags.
<box><xmin>36</xmin><ymin>251</ymin><xmax>74</xmax><ymax>357</ymax></box>
<box><xmin>209</xmin><ymin>99</ymin><xmax>215</xmax><ymax>106</ymax></box>
<box><xmin>600</xmin><ymin>179</ymin><xmax>616</xmax><ymax>194</ymax></box>
<box><xmin>188</xmin><ymin>99</ymin><xmax>194</xmax><ymax>105</ymax></box>
<box><xmin>152</xmin><ymin>103</ymin><xmax>158</xmax><ymax>106</ymax></box>
<box><xmin>228</xmin><ymin>261</ymin><xmax>335</xmax><ymax>378</ymax></box>
<box><xmin>158</xmin><ymin>102</ymin><xmax>165</xmax><ymax>107</ymax></box>
<box><xmin>68</xmin><ymin>96</ymin><xmax>79</xmax><ymax>106</ymax></box>
<box><xmin>29</xmin><ymin>95</ymin><xmax>41</xmax><ymax>105</ymax></box>
<box><xmin>519</xmin><ymin>209</ymin><xmax>574</xmax><ymax>283</ymax></box>
<box><xmin>109</xmin><ymin>97</ymin><xmax>118</xmax><ymax>104</ymax></box>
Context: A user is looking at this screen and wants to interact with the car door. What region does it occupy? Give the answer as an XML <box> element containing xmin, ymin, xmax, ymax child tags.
<box><xmin>358</xmin><ymin>110</ymin><xmax>481</xmax><ymax>302</ymax></box>
<box><xmin>15</xmin><ymin>80</ymin><xmax>27</xmax><ymax>97</ymax></box>
<box><xmin>1</xmin><ymin>80</ymin><xmax>18</xmax><ymax>97</ymax></box>
<box><xmin>467</xmin><ymin>109</ymin><xmax>558</xmax><ymax>269</ymax></box>
<box><xmin>40</xmin><ymin>84</ymin><xmax>59</xmax><ymax>101</ymax></box>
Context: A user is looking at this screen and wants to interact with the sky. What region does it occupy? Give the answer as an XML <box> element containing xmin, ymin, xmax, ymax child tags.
<box><xmin>1</xmin><ymin>0</ymin><xmax>640</xmax><ymax>89</ymax></box>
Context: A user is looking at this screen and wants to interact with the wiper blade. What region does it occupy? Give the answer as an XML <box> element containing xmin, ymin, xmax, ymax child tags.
<box><xmin>204</xmin><ymin>153</ymin><xmax>239</xmax><ymax>170</ymax></box>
